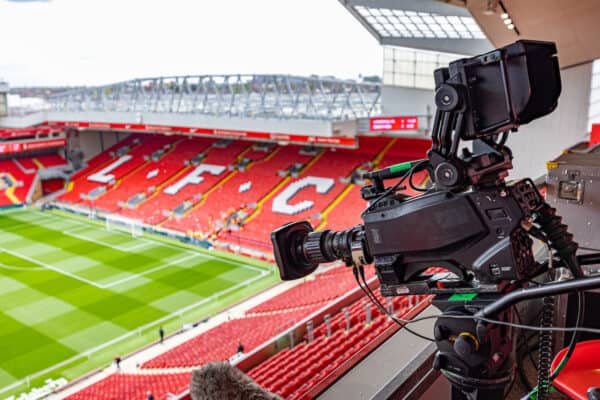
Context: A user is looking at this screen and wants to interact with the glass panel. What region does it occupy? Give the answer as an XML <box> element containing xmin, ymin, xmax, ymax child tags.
<box><xmin>382</xmin><ymin>46</ymin><xmax>466</xmax><ymax>89</ymax></box>
<box><xmin>396</xmin><ymin>74</ymin><xmax>414</xmax><ymax>87</ymax></box>
<box><xmin>355</xmin><ymin>6</ymin><xmax>485</xmax><ymax>40</ymax></box>
<box><xmin>415</xmin><ymin>75</ymin><xmax>435</xmax><ymax>89</ymax></box>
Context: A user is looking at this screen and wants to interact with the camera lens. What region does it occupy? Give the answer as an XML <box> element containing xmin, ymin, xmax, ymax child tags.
<box><xmin>271</xmin><ymin>221</ymin><xmax>317</xmax><ymax>280</ymax></box>
<box><xmin>271</xmin><ymin>222</ymin><xmax>370</xmax><ymax>280</ymax></box>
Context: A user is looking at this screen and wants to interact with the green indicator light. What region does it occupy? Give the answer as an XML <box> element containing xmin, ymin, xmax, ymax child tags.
<box><xmin>389</xmin><ymin>162</ymin><xmax>412</xmax><ymax>174</ymax></box>
<box><xmin>448</xmin><ymin>293</ymin><xmax>478</xmax><ymax>301</ymax></box>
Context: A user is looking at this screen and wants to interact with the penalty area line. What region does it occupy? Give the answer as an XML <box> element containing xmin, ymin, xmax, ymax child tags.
<box><xmin>32</xmin><ymin>209</ymin><xmax>267</xmax><ymax>273</ymax></box>
<box><xmin>102</xmin><ymin>253</ymin><xmax>201</xmax><ymax>288</ymax></box>
<box><xmin>0</xmin><ymin>246</ymin><xmax>106</xmax><ymax>289</ymax></box>
<box><xmin>0</xmin><ymin>269</ymin><xmax>272</xmax><ymax>397</ymax></box>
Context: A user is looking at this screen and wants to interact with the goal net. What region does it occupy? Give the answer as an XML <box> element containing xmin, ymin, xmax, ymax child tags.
<box><xmin>105</xmin><ymin>214</ymin><xmax>144</xmax><ymax>238</ymax></box>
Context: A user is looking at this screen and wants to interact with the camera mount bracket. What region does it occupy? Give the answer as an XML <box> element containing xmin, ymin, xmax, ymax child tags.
<box><xmin>428</xmin><ymin>70</ymin><xmax>515</xmax><ymax>192</ymax></box>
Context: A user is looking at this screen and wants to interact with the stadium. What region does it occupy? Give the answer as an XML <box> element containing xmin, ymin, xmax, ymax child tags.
<box><xmin>1</xmin><ymin>1</ymin><xmax>600</xmax><ymax>399</ymax></box>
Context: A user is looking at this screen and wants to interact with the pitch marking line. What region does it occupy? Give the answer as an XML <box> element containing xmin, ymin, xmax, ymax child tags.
<box><xmin>0</xmin><ymin>270</ymin><xmax>272</xmax><ymax>397</ymax></box>
<box><xmin>0</xmin><ymin>244</ymin><xmax>265</xmax><ymax>292</ymax></box>
<box><xmin>9</xmin><ymin>215</ymin><xmax>56</xmax><ymax>228</ymax></box>
<box><xmin>0</xmin><ymin>263</ymin><xmax>45</xmax><ymax>271</ymax></box>
<box><xmin>32</xmin><ymin>209</ymin><xmax>270</xmax><ymax>274</ymax></box>
<box><xmin>48</xmin><ymin>213</ymin><xmax>210</xmax><ymax>257</ymax></box>
<box><xmin>61</xmin><ymin>228</ymin><xmax>148</xmax><ymax>253</ymax></box>
<box><xmin>41</xmin><ymin>210</ymin><xmax>267</xmax><ymax>272</ymax></box>
<box><xmin>0</xmin><ymin>221</ymin><xmax>37</xmax><ymax>232</ymax></box>
<box><xmin>0</xmin><ymin>246</ymin><xmax>105</xmax><ymax>289</ymax></box>
<box><xmin>102</xmin><ymin>253</ymin><xmax>201</xmax><ymax>288</ymax></box>
<box><xmin>61</xmin><ymin>224</ymin><xmax>91</xmax><ymax>234</ymax></box>
<box><xmin>239</xmin><ymin>263</ymin><xmax>269</xmax><ymax>273</ymax></box>
<box><xmin>121</xmin><ymin>241</ymin><xmax>153</xmax><ymax>252</ymax></box>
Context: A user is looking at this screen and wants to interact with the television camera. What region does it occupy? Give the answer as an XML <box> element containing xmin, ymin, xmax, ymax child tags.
<box><xmin>271</xmin><ymin>41</ymin><xmax>600</xmax><ymax>400</ymax></box>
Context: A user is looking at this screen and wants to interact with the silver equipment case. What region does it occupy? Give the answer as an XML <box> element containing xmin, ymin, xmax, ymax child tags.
<box><xmin>546</xmin><ymin>143</ymin><xmax>600</xmax><ymax>261</ymax></box>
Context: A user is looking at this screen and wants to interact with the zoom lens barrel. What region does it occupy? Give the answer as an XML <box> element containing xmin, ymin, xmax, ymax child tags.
<box><xmin>303</xmin><ymin>231</ymin><xmax>334</xmax><ymax>264</ymax></box>
<box><xmin>271</xmin><ymin>221</ymin><xmax>370</xmax><ymax>281</ymax></box>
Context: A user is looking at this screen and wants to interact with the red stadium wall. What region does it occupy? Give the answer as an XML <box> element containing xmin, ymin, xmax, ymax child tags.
<box><xmin>0</xmin><ymin>152</ymin><xmax>68</xmax><ymax>207</ymax></box>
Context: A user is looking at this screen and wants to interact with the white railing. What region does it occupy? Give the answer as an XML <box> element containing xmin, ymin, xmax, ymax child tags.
<box><xmin>45</xmin><ymin>74</ymin><xmax>381</xmax><ymax>121</ymax></box>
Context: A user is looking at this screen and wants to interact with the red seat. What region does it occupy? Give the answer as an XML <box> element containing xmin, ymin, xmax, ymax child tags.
<box><xmin>142</xmin><ymin>310</ymin><xmax>310</xmax><ymax>369</ymax></box>
<box><xmin>551</xmin><ymin>339</ymin><xmax>600</xmax><ymax>400</ymax></box>
<box><xmin>249</xmin><ymin>292</ymin><xmax>433</xmax><ymax>399</ymax></box>
<box><xmin>65</xmin><ymin>372</ymin><xmax>191</xmax><ymax>400</ymax></box>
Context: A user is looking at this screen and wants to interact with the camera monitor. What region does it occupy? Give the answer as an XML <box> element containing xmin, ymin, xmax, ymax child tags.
<box><xmin>437</xmin><ymin>40</ymin><xmax>561</xmax><ymax>140</ymax></box>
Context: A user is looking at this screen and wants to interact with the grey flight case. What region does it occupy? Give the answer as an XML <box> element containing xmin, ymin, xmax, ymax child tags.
<box><xmin>546</xmin><ymin>143</ymin><xmax>600</xmax><ymax>253</ymax></box>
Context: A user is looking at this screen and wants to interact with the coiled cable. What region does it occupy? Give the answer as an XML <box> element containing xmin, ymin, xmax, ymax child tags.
<box><xmin>536</xmin><ymin>295</ymin><xmax>555</xmax><ymax>400</ymax></box>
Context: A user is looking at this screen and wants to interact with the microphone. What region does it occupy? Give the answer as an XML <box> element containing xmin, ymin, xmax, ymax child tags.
<box><xmin>189</xmin><ymin>362</ymin><xmax>281</xmax><ymax>400</ymax></box>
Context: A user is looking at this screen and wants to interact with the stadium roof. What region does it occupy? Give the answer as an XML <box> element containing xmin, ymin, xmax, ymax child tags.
<box><xmin>339</xmin><ymin>0</ymin><xmax>492</xmax><ymax>55</ymax></box>
<box><xmin>467</xmin><ymin>0</ymin><xmax>600</xmax><ymax>68</ymax></box>
<box><xmin>47</xmin><ymin>74</ymin><xmax>380</xmax><ymax>122</ymax></box>
<box><xmin>1</xmin><ymin>74</ymin><xmax>387</xmax><ymax>142</ymax></box>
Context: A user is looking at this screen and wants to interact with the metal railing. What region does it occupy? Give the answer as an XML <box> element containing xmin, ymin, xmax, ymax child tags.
<box><xmin>46</xmin><ymin>74</ymin><xmax>381</xmax><ymax>121</ymax></box>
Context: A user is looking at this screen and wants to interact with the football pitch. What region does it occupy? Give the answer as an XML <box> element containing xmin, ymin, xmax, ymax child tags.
<box><xmin>0</xmin><ymin>208</ymin><xmax>277</xmax><ymax>397</ymax></box>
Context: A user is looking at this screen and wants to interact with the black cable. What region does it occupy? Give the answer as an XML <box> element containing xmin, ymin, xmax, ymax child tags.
<box><xmin>530</xmin><ymin>242</ymin><xmax>583</xmax><ymax>392</ymax></box>
<box><xmin>522</xmin><ymin>290</ymin><xmax>585</xmax><ymax>400</ymax></box>
<box><xmin>536</xmin><ymin>295</ymin><xmax>555</xmax><ymax>399</ymax></box>
<box><xmin>408</xmin><ymin>175</ymin><xmax>426</xmax><ymax>192</ymax></box>
<box><xmin>350</xmin><ymin>262</ymin><xmax>598</xmax><ymax>335</ymax></box>
<box><xmin>352</xmin><ymin>266</ymin><xmax>435</xmax><ymax>342</ymax></box>
<box><xmin>364</xmin><ymin>171</ymin><xmax>410</xmax><ymax>212</ymax></box>
<box><xmin>365</xmin><ymin>160</ymin><xmax>428</xmax><ymax>213</ymax></box>
<box><xmin>379</xmin><ymin>306</ymin><xmax>600</xmax><ymax>334</ymax></box>
<box><xmin>352</xmin><ymin>266</ymin><xmax>381</xmax><ymax>309</ymax></box>
<box><xmin>516</xmin><ymin>346</ymin><xmax>536</xmax><ymax>393</ymax></box>
<box><xmin>514</xmin><ymin>303</ymin><xmax>546</xmax><ymax>393</ymax></box>
<box><xmin>550</xmin><ymin>290</ymin><xmax>584</xmax><ymax>381</ymax></box>
<box><xmin>476</xmin><ymin>275</ymin><xmax>600</xmax><ymax>319</ymax></box>
<box><xmin>360</xmin><ymin>270</ymin><xmax>435</xmax><ymax>342</ymax></box>
<box><xmin>352</xmin><ymin>275</ymin><xmax>594</xmax><ymax>392</ymax></box>
<box><xmin>514</xmin><ymin>307</ymin><xmax>538</xmax><ymax>381</ymax></box>
<box><xmin>408</xmin><ymin>163</ymin><xmax>429</xmax><ymax>193</ymax></box>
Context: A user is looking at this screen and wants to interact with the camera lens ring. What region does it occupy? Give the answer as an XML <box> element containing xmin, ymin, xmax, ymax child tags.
<box><xmin>304</xmin><ymin>230</ymin><xmax>331</xmax><ymax>264</ymax></box>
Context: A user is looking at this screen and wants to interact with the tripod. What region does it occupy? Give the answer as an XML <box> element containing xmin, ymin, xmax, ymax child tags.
<box><xmin>432</xmin><ymin>293</ymin><xmax>516</xmax><ymax>400</ymax></box>
<box><xmin>430</xmin><ymin>253</ymin><xmax>600</xmax><ymax>400</ymax></box>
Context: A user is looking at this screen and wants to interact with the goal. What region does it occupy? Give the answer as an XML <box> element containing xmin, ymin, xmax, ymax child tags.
<box><xmin>105</xmin><ymin>214</ymin><xmax>144</xmax><ymax>238</ymax></box>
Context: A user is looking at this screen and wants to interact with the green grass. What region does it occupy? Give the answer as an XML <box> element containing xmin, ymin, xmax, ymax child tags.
<box><xmin>0</xmin><ymin>208</ymin><xmax>278</xmax><ymax>397</ymax></box>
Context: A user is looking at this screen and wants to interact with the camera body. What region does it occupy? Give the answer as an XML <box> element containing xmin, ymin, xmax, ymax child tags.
<box><xmin>366</xmin><ymin>180</ymin><xmax>541</xmax><ymax>296</ymax></box>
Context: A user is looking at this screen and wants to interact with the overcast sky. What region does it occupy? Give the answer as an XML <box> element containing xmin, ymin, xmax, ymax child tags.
<box><xmin>0</xmin><ymin>0</ymin><xmax>382</xmax><ymax>86</ymax></box>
